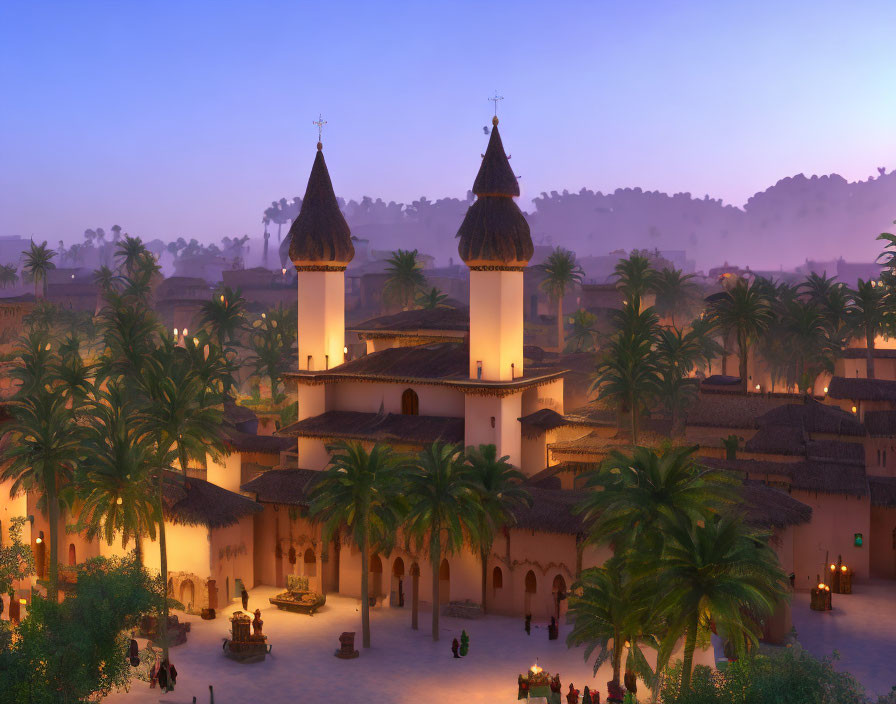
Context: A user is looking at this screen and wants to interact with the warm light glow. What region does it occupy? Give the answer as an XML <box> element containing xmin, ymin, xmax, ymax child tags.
<box><xmin>817</xmin><ymin>583</ymin><xmax>826</xmax><ymax>590</ymax></box>
<box><xmin>173</xmin><ymin>328</ymin><xmax>179</xmax><ymax>336</ymax></box>
<box><xmin>45</xmin><ymin>343</ymin><xmax>51</xmax><ymax>351</ymax></box>
<box><xmin>193</xmin><ymin>337</ymin><xmax>200</xmax><ymax>346</ymax></box>
<box><xmin>220</xmin><ymin>295</ymin><xmax>225</xmax><ymax>302</ymax></box>
<box><xmin>261</xmin><ymin>313</ymin><xmax>266</xmax><ymax>319</ymax></box>
<box><xmin>35</xmin><ymin>536</ymin><xmax>42</xmax><ymax>544</ymax></box>
<box><xmin>182</xmin><ymin>328</ymin><xmax>188</xmax><ymax>336</ymax></box>
<box><xmin>830</xmin><ymin>564</ymin><xmax>836</xmax><ymax>571</ymax></box>
<box><xmin>824</xmin><ymin>585</ymin><xmax>831</xmax><ymax>591</ymax></box>
<box><xmin>624</xmin><ymin>640</ymin><xmax>631</xmax><ymax>648</ymax></box>
<box><xmin>282</xmin><ymin>268</ymin><xmax>287</xmax><ymax>275</ymax></box>
<box><xmin>841</xmin><ymin>565</ymin><xmax>847</xmax><ymax>572</ymax></box>
<box><xmin>755</xmin><ymin>384</ymin><xmax>761</xmax><ymax>390</ymax></box>
<box><xmin>343</xmin><ymin>346</ymin><xmax>348</xmax><ymax>354</ymax></box>
<box><xmin>823</xmin><ymin>386</ymin><xmax>828</xmax><ymax>393</ymax></box>
<box><xmin>852</xmin><ymin>406</ymin><xmax>858</xmax><ymax>413</ymax></box>
<box><xmin>19</xmin><ymin>598</ymin><xmax>26</xmax><ymax>605</ymax></box>
<box><xmin>116</xmin><ymin>497</ymin><xmax>123</xmax><ymax>505</ymax></box>
<box><xmin>70</xmin><ymin>274</ymin><xmax>75</xmax><ymax>279</ymax></box>
<box><xmin>530</xmin><ymin>663</ymin><xmax>543</xmax><ymax>675</ymax></box>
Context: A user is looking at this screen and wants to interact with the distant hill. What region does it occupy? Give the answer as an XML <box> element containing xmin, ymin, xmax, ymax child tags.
<box><xmin>269</xmin><ymin>169</ymin><xmax>896</xmax><ymax>272</ymax></box>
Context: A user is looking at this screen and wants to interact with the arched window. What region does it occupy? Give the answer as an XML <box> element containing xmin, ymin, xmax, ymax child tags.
<box><xmin>68</xmin><ymin>543</ymin><xmax>76</xmax><ymax>566</ymax></box>
<box><xmin>392</xmin><ymin>557</ymin><xmax>405</xmax><ymax>577</ymax></box>
<box><xmin>439</xmin><ymin>558</ymin><xmax>450</xmax><ymax>581</ymax></box>
<box><xmin>492</xmin><ymin>566</ymin><xmax>503</xmax><ymax>590</ymax></box>
<box><xmin>525</xmin><ymin>570</ymin><xmax>537</xmax><ymax>594</ymax></box>
<box><xmin>369</xmin><ymin>554</ymin><xmax>383</xmax><ymax>573</ymax></box>
<box><xmin>304</xmin><ymin>548</ymin><xmax>317</xmax><ymax>578</ymax></box>
<box><xmin>401</xmin><ymin>388</ymin><xmax>419</xmax><ymax>415</ymax></box>
<box><xmin>304</xmin><ymin>548</ymin><xmax>316</xmax><ymax>565</ymax></box>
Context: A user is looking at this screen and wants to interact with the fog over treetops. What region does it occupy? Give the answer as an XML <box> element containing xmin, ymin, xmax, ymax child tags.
<box><xmin>267</xmin><ymin>167</ymin><xmax>896</xmax><ymax>272</ymax></box>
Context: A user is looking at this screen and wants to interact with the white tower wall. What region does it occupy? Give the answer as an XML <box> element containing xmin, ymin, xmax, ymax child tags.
<box><xmin>468</xmin><ymin>269</ymin><xmax>524</xmax><ymax>381</ymax></box>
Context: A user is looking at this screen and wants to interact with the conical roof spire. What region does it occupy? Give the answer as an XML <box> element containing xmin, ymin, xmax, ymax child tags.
<box><xmin>472</xmin><ymin>118</ymin><xmax>520</xmax><ymax>197</ymax></box>
<box><xmin>288</xmin><ymin>145</ymin><xmax>354</xmax><ymax>268</ymax></box>
<box><xmin>457</xmin><ymin>118</ymin><xmax>533</xmax><ymax>267</ymax></box>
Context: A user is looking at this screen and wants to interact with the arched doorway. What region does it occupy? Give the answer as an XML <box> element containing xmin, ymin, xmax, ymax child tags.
<box><xmin>552</xmin><ymin>574</ymin><xmax>567</xmax><ymax>620</ymax></box>
<box><xmin>524</xmin><ymin>570</ymin><xmax>537</xmax><ymax>615</ymax></box>
<box><xmin>439</xmin><ymin>558</ymin><xmax>451</xmax><ymax>604</ymax></box>
<box><xmin>180</xmin><ymin>579</ymin><xmax>195</xmax><ymax>610</ymax></box>
<box><xmin>34</xmin><ymin>539</ymin><xmax>46</xmax><ymax>579</ymax></box>
<box><xmin>304</xmin><ymin>548</ymin><xmax>317</xmax><ymax>578</ymax></box>
<box><xmin>492</xmin><ymin>565</ymin><xmax>504</xmax><ymax>594</ymax></box>
<box><xmin>369</xmin><ymin>554</ymin><xmax>383</xmax><ymax>602</ymax></box>
<box><xmin>67</xmin><ymin>543</ymin><xmax>76</xmax><ymax>567</ymax></box>
<box><xmin>401</xmin><ymin>388</ymin><xmax>419</xmax><ymax>415</ymax></box>
<box><xmin>391</xmin><ymin>557</ymin><xmax>405</xmax><ymax>607</ymax></box>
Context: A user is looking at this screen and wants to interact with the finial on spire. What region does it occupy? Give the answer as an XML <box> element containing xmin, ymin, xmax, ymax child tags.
<box><xmin>313</xmin><ymin>113</ymin><xmax>327</xmax><ymax>149</ymax></box>
<box><xmin>488</xmin><ymin>91</ymin><xmax>503</xmax><ymax>123</ymax></box>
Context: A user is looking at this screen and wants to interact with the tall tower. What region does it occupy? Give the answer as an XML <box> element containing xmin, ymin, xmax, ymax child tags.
<box><xmin>457</xmin><ymin>115</ymin><xmax>533</xmax><ymax>381</ymax></box>
<box><xmin>289</xmin><ymin>140</ymin><xmax>354</xmax><ymax>374</ymax></box>
<box><xmin>458</xmin><ymin>116</ymin><xmax>533</xmax><ymax>467</ymax></box>
<box><xmin>288</xmin><ymin>139</ymin><xmax>354</xmax><ymax>468</ymax></box>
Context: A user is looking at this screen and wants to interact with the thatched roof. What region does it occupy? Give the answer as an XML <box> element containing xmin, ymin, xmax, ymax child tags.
<box><xmin>685</xmin><ymin>393</ymin><xmax>793</xmax><ymax>429</ymax></box>
<box><xmin>700</xmin><ymin>456</ymin><xmax>868</xmax><ymax>498</ymax></box>
<box><xmin>702</xmin><ymin>375</ymin><xmax>741</xmax><ymax>387</ymax></box>
<box><xmin>863</xmin><ymin>410</ymin><xmax>896</xmax><ymax>437</ymax></box>
<box><xmin>224</xmin><ymin>426</ymin><xmax>294</xmax><ymax>454</ymax></box>
<box><xmin>519</xmin><ymin>408</ymin><xmax>567</xmax><ymax>438</ymax></box>
<box><xmin>511</xmin><ymin>487</ymin><xmax>588</xmax><ymax>535</ymax></box>
<box><xmin>739</xmin><ymin>481</ymin><xmax>812</xmax><ymax>528</ymax></box>
<box><xmin>826</xmin><ymin>376</ymin><xmax>896</xmax><ymax>402</ymax></box>
<box><xmin>563</xmin><ymin>400</ymin><xmax>618</xmax><ymax>428</ymax></box>
<box><xmin>349</xmin><ymin>306</ymin><xmax>469</xmax><ymax>334</ymax></box>
<box><xmin>869</xmin><ymin>476</ymin><xmax>896</xmax><ymax>507</ymax></box>
<box><xmin>223</xmin><ymin>397</ymin><xmax>259</xmax><ymax>432</ymax></box>
<box><xmin>278</xmin><ymin>410</ymin><xmax>464</xmax><ymax>446</ymax></box>
<box><xmin>806</xmin><ymin>439</ymin><xmax>865</xmax><ymax>465</ymax></box>
<box><xmin>790</xmin><ymin>462</ymin><xmax>868</xmax><ymax>498</ymax></box>
<box><xmin>456</xmin><ymin>121</ymin><xmax>533</xmax><ymax>267</ymax></box>
<box><xmin>744</xmin><ymin>425</ymin><xmax>807</xmax><ymax>455</ymax></box>
<box><xmin>241</xmin><ymin>468</ymin><xmax>322</xmax><ymax>506</ymax></box>
<box><xmin>285</xmin><ymin>341</ymin><xmax>565</xmax><ymax>396</ymax></box>
<box><xmin>162</xmin><ymin>471</ymin><xmax>261</xmax><ymax>529</ymax></box>
<box><xmin>288</xmin><ymin>147</ymin><xmax>354</xmax><ymax>266</ymax></box>
<box><xmin>842</xmin><ymin>348</ymin><xmax>896</xmax><ymax>359</ymax></box>
<box><xmin>756</xmin><ymin>398</ymin><xmax>865</xmax><ymax>437</ymax></box>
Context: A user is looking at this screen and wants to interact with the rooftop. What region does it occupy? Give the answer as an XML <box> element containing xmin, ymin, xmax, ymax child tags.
<box><xmin>277</xmin><ymin>410</ymin><xmax>465</xmax><ymax>446</ymax></box>
<box><xmin>162</xmin><ymin>471</ymin><xmax>262</xmax><ymax>529</ymax></box>
<box><xmin>284</xmin><ymin>341</ymin><xmax>565</xmax><ymax>396</ymax></box>
<box><xmin>348</xmin><ymin>306</ymin><xmax>469</xmax><ymax>334</ymax></box>
<box><xmin>756</xmin><ymin>398</ymin><xmax>865</xmax><ymax>436</ymax></box>
<box><xmin>827</xmin><ymin>376</ymin><xmax>896</xmax><ymax>402</ymax></box>
<box><xmin>241</xmin><ymin>468</ymin><xmax>322</xmax><ymax>506</ymax></box>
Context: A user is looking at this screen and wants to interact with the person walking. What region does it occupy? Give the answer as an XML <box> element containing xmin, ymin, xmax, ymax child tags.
<box><xmin>241</xmin><ymin>587</ymin><xmax>249</xmax><ymax>611</ymax></box>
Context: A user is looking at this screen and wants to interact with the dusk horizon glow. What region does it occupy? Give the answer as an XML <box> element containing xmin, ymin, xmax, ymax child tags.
<box><xmin>2</xmin><ymin>1</ymin><xmax>895</xmax><ymax>256</ymax></box>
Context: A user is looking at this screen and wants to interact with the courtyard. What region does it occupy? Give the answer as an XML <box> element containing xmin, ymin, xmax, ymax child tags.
<box><xmin>105</xmin><ymin>586</ymin><xmax>714</xmax><ymax>704</ymax></box>
<box><xmin>791</xmin><ymin>579</ymin><xmax>896</xmax><ymax>699</ymax></box>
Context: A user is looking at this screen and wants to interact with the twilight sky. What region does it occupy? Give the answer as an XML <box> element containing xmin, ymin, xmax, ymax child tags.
<box><xmin>1</xmin><ymin>1</ymin><xmax>895</xmax><ymax>247</ymax></box>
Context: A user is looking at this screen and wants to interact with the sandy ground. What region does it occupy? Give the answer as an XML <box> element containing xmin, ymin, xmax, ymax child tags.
<box><xmin>103</xmin><ymin>585</ymin><xmax>714</xmax><ymax>704</ymax></box>
<box><xmin>791</xmin><ymin>579</ymin><xmax>896</xmax><ymax>699</ymax></box>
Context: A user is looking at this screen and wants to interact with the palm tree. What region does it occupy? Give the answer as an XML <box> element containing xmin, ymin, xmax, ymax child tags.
<box><xmin>779</xmin><ymin>300</ymin><xmax>835</xmax><ymax>392</ymax></box>
<box><xmin>575</xmin><ymin>445</ymin><xmax>735</xmax><ymax>555</ymax></box>
<box><xmin>415</xmin><ymin>287</ymin><xmax>449</xmax><ymax>310</ymax></box>
<box><xmin>382</xmin><ymin>249</ymin><xmax>426</xmax><ymax>310</ymax></box>
<box><xmin>115</xmin><ymin>235</ymin><xmax>149</xmax><ymax>274</ymax></box>
<box><xmin>22</xmin><ymin>241</ymin><xmax>56</xmax><ymax>298</ymax></box>
<box><xmin>246</xmin><ymin>312</ymin><xmax>290</xmax><ymax>404</ymax></box>
<box><xmin>308</xmin><ymin>441</ymin><xmax>407</xmax><ymax>648</ymax></box>
<box><xmin>466</xmin><ymin>444</ymin><xmax>531</xmax><ymax>614</ymax></box>
<box><xmin>537</xmin><ymin>247</ymin><xmax>584</xmax><ymax>351</ymax></box>
<box><xmin>404</xmin><ymin>442</ymin><xmax>481</xmax><ymax>641</ymax></box>
<box><xmin>847</xmin><ymin>279</ymin><xmax>887</xmax><ymax>379</ymax></box>
<box><xmin>708</xmin><ymin>280</ymin><xmax>772</xmax><ymax>393</ymax></box>
<box><xmin>591</xmin><ymin>304</ymin><xmax>660</xmax><ymax>444</ymax></box>
<box><xmin>651</xmin><ymin>267</ymin><xmax>699</xmax><ymax>328</ymax></box>
<box><xmin>0</xmin><ymin>263</ymin><xmax>18</xmax><ymax>288</ymax></box>
<box><xmin>567</xmin><ymin>558</ymin><xmax>660</xmax><ymax>689</ymax></box>
<box><xmin>655</xmin><ymin>323</ymin><xmax>721</xmax><ymax>432</ymax></box>
<box><xmin>1</xmin><ymin>331</ymin><xmax>85</xmax><ymax>603</ymax></box>
<box><xmin>73</xmin><ymin>383</ymin><xmax>159</xmax><ymax>562</ymax></box>
<box><xmin>566</xmin><ymin>310</ymin><xmax>599</xmax><ymax>353</ymax></box>
<box><xmin>199</xmin><ymin>287</ymin><xmax>247</xmax><ymax>348</ymax></box>
<box><xmin>652</xmin><ymin>514</ymin><xmax>788</xmax><ymax>693</ymax></box>
<box><xmin>614</xmin><ymin>252</ymin><xmax>656</xmax><ymax>310</ymax></box>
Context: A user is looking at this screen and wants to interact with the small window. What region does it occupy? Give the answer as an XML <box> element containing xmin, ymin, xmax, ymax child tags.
<box><xmin>401</xmin><ymin>389</ymin><xmax>419</xmax><ymax>416</ymax></box>
<box><xmin>490</xmin><ymin>416</ymin><xmax>496</xmax><ymax>429</ymax></box>
<box><xmin>476</xmin><ymin>361</ymin><xmax>483</xmax><ymax>380</ymax></box>
<box><xmin>325</xmin><ymin>354</ymin><xmax>329</xmax><ymax>370</ymax></box>
<box><xmin>525</xmin><ymin>570</ymin><xmax>537</xmax><ymax>594</ymax></box>
<box><xmin>307</xmin><ymin>354</ymin><xmax>313</xmax><ymax>371</ymax></box>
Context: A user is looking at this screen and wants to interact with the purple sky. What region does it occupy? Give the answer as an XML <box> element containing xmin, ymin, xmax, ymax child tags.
<box><xmin>1</xmin><ymin>1</ymin><xmax>895</xmax><ymax>249</ymax></box>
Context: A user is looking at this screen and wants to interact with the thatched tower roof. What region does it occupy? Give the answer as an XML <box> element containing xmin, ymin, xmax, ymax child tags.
<box><xmin>288</xmin><ymin>145</ymin><xmax>354</xmax><ymax>269</ymax></box>
<box><xmin>456</xmin><ymin>118</ymin><xmax>533</xmax><ymax>268</ymax></box>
